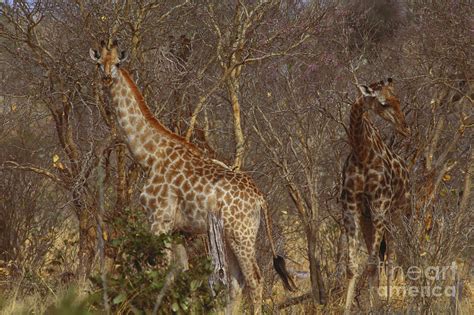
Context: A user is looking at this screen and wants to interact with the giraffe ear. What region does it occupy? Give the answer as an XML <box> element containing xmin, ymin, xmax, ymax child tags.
<box><xmin>119</xmin><ymin>50</ymin><xmax>128</xmax><ymax>63</ymax></box>
<box><xmin>89</xmin><ymin>48</ymin><xmax>100</xmax><ymax>62</ymax></box>
<box><xmin>386</xmin><ymin>77</ymin><xmax>393</xmax><ymax>86</ymax></box>
<box><xmin>358</xmin><ymin>85</ymin><xmax>374</xmax><ymax>97</ymax></box>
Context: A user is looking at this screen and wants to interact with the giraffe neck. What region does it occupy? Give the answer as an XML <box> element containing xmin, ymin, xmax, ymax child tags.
<box><xmin>349</xmin><ymin>97</ymin><xmax>383</xmax><ymax>162</ymax></box>
<box><xmin>109</xmin><ymin>68</ymin><xmax>201</xmax><ymax>168</ymax></box>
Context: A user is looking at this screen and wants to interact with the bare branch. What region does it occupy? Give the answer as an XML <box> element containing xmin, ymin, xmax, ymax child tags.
<box><xmin>2</xmin><ymin>161</ymin><xmax>65</xmax><ymax>188</ymax></box>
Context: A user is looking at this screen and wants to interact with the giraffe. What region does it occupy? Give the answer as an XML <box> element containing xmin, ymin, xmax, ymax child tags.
<box><xmin>340</xmin><ymin>78</ymin><xmax>411</xmax><ymax>313</ymax></box>
<box><xmin>89</xmin><ymin>40</ymin><xmax>296</xmax><ymax>313</ymax></box>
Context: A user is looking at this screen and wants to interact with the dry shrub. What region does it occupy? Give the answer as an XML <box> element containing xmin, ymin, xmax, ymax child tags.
<box><xmin>0</xmin><ymin>170</ymin><xmax>70</xmax><ymax>292</ymax></box>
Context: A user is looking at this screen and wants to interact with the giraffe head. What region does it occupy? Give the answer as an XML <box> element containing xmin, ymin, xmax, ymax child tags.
<box><xmin>358</xmin><ymin>78</ymin><xmax>410</xmax><ymax>137</ymax></box>
<box><xmin>89</xmin><ymin>40</ymin><xmax>128</xmax><ymax>85</ymax></box>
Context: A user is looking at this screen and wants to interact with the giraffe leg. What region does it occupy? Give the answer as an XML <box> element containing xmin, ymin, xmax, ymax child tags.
<box><xmin>359</xmin><ymin>199</ymin><xmax>380</xmax><ymax>310</ymax></box>
<box><xmin>384</xmin><ymin>198</ymin><xmax>411</xmax><ymax>304</ymax></box>
<box><xmin>343</xmin><ymin>203</ymin><xmax>363</xmax><ymax>315</ymax></box>
<box><xmin>225</xmin><ymin>243</ymin><xmax>244</xmax><ymax>315</ymax></box>
<box><xmin>141</xmin><ymin>189</ymin><xmax>180</xmax><ymax>267</ymax></box>
<box><xmin>366</xmin><ymin>203</ymin><xmax>389</xmax><ymax>310</ymax></box>
<box><xmin>384</xmin><ymin>231</ymin><xmax>395</xmax><ymax>304</ymax></box>
<box><xmin>228</xmin><ymin>238</ymin><xmax>262</xmax><ymax>315</ymax></box>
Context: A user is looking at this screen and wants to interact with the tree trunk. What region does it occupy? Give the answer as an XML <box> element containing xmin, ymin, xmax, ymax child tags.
<box><xmin>207</xmin><ymin>211</ymin><xmax>229</xmax><ymax>297</ymax></box>
<box><xmin>115</xmin><ymin>145</ymin><xmax>127</xmax><ymax>212</ymax></box>
<box><xmin>226</xmin><ymin>77</ymin><xmax>245</xmax><ymax>170</ymax></box>
<box><xmin>306</xmin><ymin>223</ymin><xmax>326</xmax><ymax>305</ymax></box>
<box><xmin>77</xmin><ymin>207</ymin><xmax>97</xmax><ymax>278</ymax></box>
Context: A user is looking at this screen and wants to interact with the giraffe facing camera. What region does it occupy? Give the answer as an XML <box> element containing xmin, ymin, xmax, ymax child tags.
<box><xmin>89</xmin><ymin>40</ymin><xmax>296</xmax><ymax>314</ymax></box>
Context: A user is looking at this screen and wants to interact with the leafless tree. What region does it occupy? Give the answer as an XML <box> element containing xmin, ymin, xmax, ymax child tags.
<box><xmin>0</xmin><ymin>0</ymin><xmax>471</xmax><ymax>313</ymax></box>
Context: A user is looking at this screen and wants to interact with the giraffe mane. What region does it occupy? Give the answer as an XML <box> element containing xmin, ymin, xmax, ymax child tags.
<box><xmin>119</xmin><ymin>68</ymin><xmax>202</xmax><ymax>156</ymax></box>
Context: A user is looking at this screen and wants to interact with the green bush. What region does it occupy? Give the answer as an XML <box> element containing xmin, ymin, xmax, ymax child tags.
<box><xmin>45</xmin><ymin>290</ymin><xmax>97</xmax><ymax>315</ymax></box>
<box><xmin>91</xmin><ymin>210</ymin><xmax>225</xmax><ymax>314</ymax></box>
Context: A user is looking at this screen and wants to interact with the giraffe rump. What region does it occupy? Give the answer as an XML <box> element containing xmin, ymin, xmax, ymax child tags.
<box><xmin>273</xmin><ymin>255</ymin><xmax>297</xmax><ymax>292</ymax></box>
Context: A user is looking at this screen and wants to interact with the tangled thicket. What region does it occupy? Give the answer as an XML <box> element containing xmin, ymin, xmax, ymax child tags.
<box><xmin>0</xmin><ymin>1</ymin><xmax>472</xmax><ymax>313</ymax></box>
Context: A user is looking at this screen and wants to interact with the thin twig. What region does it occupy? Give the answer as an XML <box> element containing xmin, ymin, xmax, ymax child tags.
<box><xmin>152</xmin><ymin>266</ymin><xmax>181</xmax><ymax>315</ymax></box>
<box><xmin>97</xmin><ymin>155</ymin><xmax>110</xmax><ymax>314</ymax></box>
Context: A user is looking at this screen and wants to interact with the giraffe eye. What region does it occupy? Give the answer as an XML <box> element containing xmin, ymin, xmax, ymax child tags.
<box><xmin>381</xmin><ymin>102</ymin><xmax>390</xmax><ymax>107</ymax></box>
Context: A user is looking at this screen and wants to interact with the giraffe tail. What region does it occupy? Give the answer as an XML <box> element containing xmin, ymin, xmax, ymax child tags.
<box><xmin>273</xmin><ymin>255</ymin><xmax>297</xmax><ymax>292</ymax></box>
<box><xmin>379</xmin><ymin>235</ymin><xmax>387</xmax><ymax>263</ymax></box>
<box><xmin>262</xmin><ymin>201</ymin><xmax>297</xmax><ymax>292</ymax></box>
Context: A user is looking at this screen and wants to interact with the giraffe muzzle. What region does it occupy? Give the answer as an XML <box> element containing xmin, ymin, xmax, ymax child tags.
<box><xmin>102</xmin><ymin>75</ymin><xmax>112</xmax><ymax>85</ymax></box>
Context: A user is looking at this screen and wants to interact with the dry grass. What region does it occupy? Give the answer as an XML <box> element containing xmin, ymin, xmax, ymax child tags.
<box><xmin>0</xmin><ymin>220</ymin><xmax>472</xmax><ymax>314</ymax></box>
<box><xmin>0</xmin><ymin>279</ymin><xmax>91</xmax><ymax>315</ymax></box>
<box><xmin>266</xmin><ymin>212</ymin><xmax>474</xmax><ymax>314</ymax></box>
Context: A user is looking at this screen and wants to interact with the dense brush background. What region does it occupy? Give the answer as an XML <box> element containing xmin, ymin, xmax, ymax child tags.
<box><xmin>0</xmin><ymin>0</ymin><xmax>472</xmax><ymax>314</ymax></box>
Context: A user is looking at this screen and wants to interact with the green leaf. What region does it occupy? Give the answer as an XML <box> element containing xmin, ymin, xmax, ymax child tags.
<box><xmin>146</xmin><ymin>270</ymin><xmax>158</xmax><ymax>279</ymax></box>
<box><xmin>171</xmin><ymin>302</ymin><xmax>180</xmax><ymax>312</ymax></box>
<box><xmin>180</xmin><ymin>300</ymin><xmax>189</xmax><ymax>311</ymax></box>
<box><xmin>190</xmin><ymin>280</ymin><xmax>201</xmax><ymax>291</ymax></box>
<box><xmin>110</xmin><ymin>239</ymin><xmax>122</xmax><ymax>246</ymax></box>
<box><xmin>112</xmin><ymin>293</ymin><xmax>126</xmax><ymax>305</ymax></box>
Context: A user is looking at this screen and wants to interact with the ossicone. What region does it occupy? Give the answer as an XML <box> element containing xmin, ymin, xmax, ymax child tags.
<box><xmin>358</xmin><ymin>84</ymin><xmax>374</xmax><ymax>97</ymax></box>
<box><xmin>89</xmin><ymin>40</ymin><xmax>128</xmax><ymax>64</ymax></box>
<box><xmin>119</xmin><ymin>50</ymin><xmax>128</xmax><ymax>63</ymax></box>
<box><xmin>89</xmin><ymin>48</ymin><xmax>100</xmax><ymax>61</ymax></box>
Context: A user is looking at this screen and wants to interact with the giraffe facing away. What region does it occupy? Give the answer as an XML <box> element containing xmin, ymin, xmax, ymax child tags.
<box><xmin>341</xmin><ymin>78</ymin><xmax>411</xmax><ymax>313</ymax></box>
<box><xmin>89</xmin><ymin>41</ymin><xmax>295</xmax><ymax>313</ymax></box>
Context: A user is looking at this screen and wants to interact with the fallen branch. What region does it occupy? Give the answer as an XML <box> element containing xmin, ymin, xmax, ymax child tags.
<box><xmin>277</xmin><ymin>292</ymin><xmax>312</xmax><ymax>310</ymax></box>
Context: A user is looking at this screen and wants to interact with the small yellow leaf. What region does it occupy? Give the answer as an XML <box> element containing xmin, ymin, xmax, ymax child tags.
<box><xmin>442</xmin><ymin>174</ymin><xmax>451</xmax><ymax>182</ymax></box>
<box><xmin>100</xmin><ymin>16</ymin><xmax>107</xmax><ymax>21</ymax></box>
<box><xmin>52</xmin><ymin>154</ymin><xmax>60</xmax><ymax>163</ymax></box>
<box><xmin>11</xmin><ymin>104</ymin><xmax>17</xmax><ymax>112</ymax></box>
